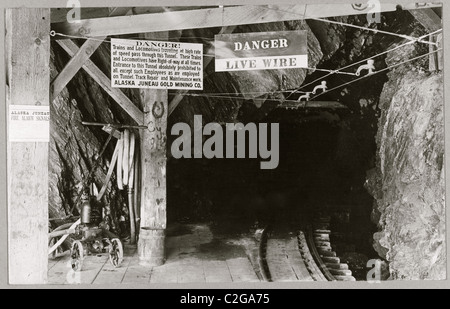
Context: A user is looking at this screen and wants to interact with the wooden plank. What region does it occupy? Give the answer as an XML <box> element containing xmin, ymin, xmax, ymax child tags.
<box><xmin>48</xmin><ymin>253</ymin><xmax>110</xmax><ymax>285</ymax></box>
<box><xmin>408</xmin><ymin>8</ymin><xmax>442</xmax><ymax>32</ymax></box>
<box><xmin>93</xmin><ymin>251</ymin><xmax>134</xmax><ymax>285</ymax></box>
<box><xmin>408</xmin><ymin>8</ymin><xmax>442</xmax><ymax>72</ymax></box>
<box><xmin>226</xmin><ymin>258</ymin><xmax>260</xmax><ymax>282</ymax></box>
<box><xmin>168</xmin><ymin>26</ymin><xmax>236</xmax><ymax>116</ymax></box>
<box><xmin>138</xmin><ymin>32</ymin><xmax>168</xmax><ymax>266</ymax></box>
<box><xmin>407</xmin><ymin>8</ymin><xmax>443</xmax><ymax>72</ymax></box>
<box><xmin>51</xmin><ymin>37</ymin><xmax>106</xmax><ymax>101</ymax></box>
<box><xmin>203</xmin><ymin>260</ymin><xmax>232</xmax><ymax>283</ymax></box>
<box><xmin>51</xmin><ymin>3</ymin><xmax>441</xmax><ymax>38</ymax></box>
<box><xmin>286</xmin><ymin>239</ymin><xmax>314</xmax><ymax>281</ymax></box>
<box><xmin>51</xmin><ymin>7</ymin><xmax>133</xmax><ymax>23</ymax></box>
<box><xmin>47</xmin><ymin>258</ymin><xmax>72</xmax><ymax>285</ymax></box>
<box><xmin>150</xmin><ymin>263</ymin><xmax>178</xmax><ymax>283</ymax></box>
<box><xmin>108</xmin><ymin>7</ymin><xmax>133</xmax><ymax>17</ymax></box>
<box><xmin>266</xmin><ymin>239</ymin><xmax>298</xmax><ymax>282</ymax></box>
<box><xmin>122</xmin><ymin>257</ymin><xmax>152</xmax><ymax>284</ymax></box>
<box><xmin>75</xmin><ymin>254</ymin><xmax>109</xmax><ymax>284</ymax></box>
<box><xmin>6</xmin><ymin>8</ymin><xmax>50</xmax><ymax>285</ymax></box>
<box><xmin>51</xmin><ymin>8</ymin><xmax>111</xmax><ymax>23</ymax></box>
<box><xmin>177</xmin><ymin>260</ymin><xmax>206</xmax><ymax>283</ymax></box>
<box><xmin>55</xmin><ymin>39</ymin><xmax>144</xmax><ymax>125</ymax></box>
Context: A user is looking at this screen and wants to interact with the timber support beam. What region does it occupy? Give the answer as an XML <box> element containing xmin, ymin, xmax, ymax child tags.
<box><xmin>6</xmin><ymin>8</ymin><xmax>50</xmax><ymax>284</ymax></box>
<box><xmin>51</xmin><ymin>4</ymin><xmax>442</xmax><ymax>38</ymax></box>
<box><xmin>138</xmin><ymin>32</ymin><xmax>169</xmax><ymax>267</ymax></box>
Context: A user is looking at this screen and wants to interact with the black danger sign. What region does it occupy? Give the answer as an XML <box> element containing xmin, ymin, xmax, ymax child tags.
<box><xmin>215</xmin><ymin>31</ymin><xmax>308</xmax><ymax>72</ymax></box>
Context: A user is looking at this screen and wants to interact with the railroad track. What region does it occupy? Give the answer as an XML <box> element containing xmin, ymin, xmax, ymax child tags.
<box><xmin>259</xmin><ymin>217</ymin><xmax>356</xmax><ymax>282</ymax></box>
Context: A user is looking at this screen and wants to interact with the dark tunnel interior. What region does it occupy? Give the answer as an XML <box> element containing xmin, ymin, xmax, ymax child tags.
<box><xmin>167</xmin><ymin>107</ymin><xmax>379</xmax><ymax>264</ymax></box>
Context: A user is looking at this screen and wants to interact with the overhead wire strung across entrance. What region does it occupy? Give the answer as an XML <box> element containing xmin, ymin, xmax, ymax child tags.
<box><xmin>51</xmin><ymin>28</ymin><xmax>376</xmax><ymax>77</ymax></box>
<box><xmin>50</xmin><ymin>6</ymin><xmax>443</xmax><ymax>102</ymax></box>
<box><xmin>50</xmin><ymin>4</ymin><xmax>439</xmax><ymax>45</ymax></box>
<box><xmin>311</xmin><ymin>48</ymin><xmax>443</xmax><ymax>100</ymax></box>
<box><xmin>178</xmin><ymin>28</ymin><xmax>442</xmax><ymax>99</ymax></box>
<box><xmin>287</xmin><ymin>28</ymin><xmax>442</xmax><ymax>99</ymax></box>
<box><xmin>180</xmin><ymin>48</ymin><xmax>442</xmax><ymax>104</ymax></box>
<box><xmin>261</xmin><ymin>4</ymin><xmax>439</xmax><ymax>45</ymax></box>
<box><xmin>51</xmin><ymin>28</ymin><xmax>442</xmax><ymax>98</ymax></box>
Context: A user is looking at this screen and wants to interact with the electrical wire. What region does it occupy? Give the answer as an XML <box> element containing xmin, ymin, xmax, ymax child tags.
<box><xmin>312</xmin><ymin>48</ymin><xmax>442</xmax><ymax>100</ymax></box>
<box><xmin>49</xmin><ymin>8</ymin><xmax>443</xmax><ymax>102</ymax></box>
<box><xmin>287</xmin><ymin>29</ymin><xmax>442</xmax><ymax>98</ymax></box>
<box><xmin>178</xmin><ymin>48</ymin><xmax>441</xmax><ymax>104</ymax></box>
<box><xmin>261</xmin><ymin>4</ymin><xmax>439</xmax><ymax>45</ymax></box>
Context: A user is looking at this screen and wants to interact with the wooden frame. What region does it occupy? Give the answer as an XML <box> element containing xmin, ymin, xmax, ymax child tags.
<box><xmin>6</xmin><ymin>4</ymin><xmax>443</xmax><ymax>284</ymax></box>
<box><xmin>7</xmin><ymin>8</ymin><xmax>50</xmax><ymax>284</ymax></box>
<box><xmin>51</xmin><ymin>3</ymin><xmax>441</xmax><ymax>38</ymax></box>
<box><xmin>55</xmin><ymin>39</ymin><xmax>144</xmax><ymax>125</ymax></box>
<box><xmin>51</xmin><ymin>37</ymin><xmax>106</xmax><ymax>101</ymax></box>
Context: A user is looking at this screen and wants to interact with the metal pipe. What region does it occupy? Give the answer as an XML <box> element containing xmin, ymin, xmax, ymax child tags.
<box><xmin>82</xmin><ymin>122</ymin><xmax>148</xmax><ymax>130</ymax></box>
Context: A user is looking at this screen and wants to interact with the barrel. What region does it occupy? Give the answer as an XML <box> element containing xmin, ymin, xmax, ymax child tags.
<box><xmin>138</xmin><ymin>227</ymin><xmax>165</xmax><ymax>267</ymax></box>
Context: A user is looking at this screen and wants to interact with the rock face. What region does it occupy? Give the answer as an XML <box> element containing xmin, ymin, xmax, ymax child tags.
<box><xmin>49</xmin><ymin>43</ymin><xmax>138</xmax><ymax>236</ymax></box>
<box><xmin>366</xmin><ymin>44</ymin><xmax>445</xmax><ymax>280</ymax></box>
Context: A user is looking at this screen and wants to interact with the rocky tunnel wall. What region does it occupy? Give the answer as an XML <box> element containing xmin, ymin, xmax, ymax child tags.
<box><xmin>366</xmin><ymin>44</ymin><xmax>445</xmax><ymax>280</ymax></box>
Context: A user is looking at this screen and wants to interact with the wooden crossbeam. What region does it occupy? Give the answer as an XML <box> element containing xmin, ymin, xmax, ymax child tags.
<box><xmin>51</xmin><ymin>37</ymin><xmax>106</xmax><ymax>101</ymax></box>
<box><xmin>50</xmin><ymin>7</ymin><xmax>134</xmax><ymax>100</ymax></box>
<box><xmin>51</xmin><ymin>7</ymin><xmax>111</xmax><ymax>23</ymax></box>
<box><xmin>168</xmin><ymin>26</ymin><xmax>236</xmax><ymax>116</ymax></box>
<box><xmin>52</xmin><ymin>3</ymin><xmax>441</xmax><ymax>38</ymax></box>
<box><xmin>408</xmin><ymin>8</ymin><xmax>442</xmax><ymax>32</ymax></box>
<box><xmin>408</xmin><ymin>8</ymin><xmax>442</xmax><ymax>72</ymax></box>
<box><xmin>56</xmin><ymin>39</ymin><xmax>144</xmax><ymax>125</ymax></box>
<box><xmin>51</xmin><ymin>7</ymin><xmax>133</xmax><ymax>23</ymax></box>
<box><xmin>108</xmin><ymin>7</ymin><xmax>133</xmax><ymax>17</ymax></box>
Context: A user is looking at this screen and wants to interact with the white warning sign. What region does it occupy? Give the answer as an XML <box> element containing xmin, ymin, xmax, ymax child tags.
<box><xmin>9</xmin><ymin>105</ymin><xmax>50</xmax><ymax>142</ymax></box>
<box><xmin>111</xmin><ymin>38</ymin><xmax>203</xmax><ymax>90</ymax></box>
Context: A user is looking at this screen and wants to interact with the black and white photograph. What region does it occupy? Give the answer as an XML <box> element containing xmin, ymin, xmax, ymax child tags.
<box><xmin>2</xmin><ymin>1</ymin><xmax>447</xmax><ymax>289</ymax></box>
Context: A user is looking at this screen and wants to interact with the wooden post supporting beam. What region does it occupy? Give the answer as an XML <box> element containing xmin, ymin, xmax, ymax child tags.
<box><xmin>56</xmin><ymin>39</ymin><xmax>144</xmax><ymax>125</ymax></box>
<box><xmin>408</xmin><ymin>8</ymin><xmax>442</xmax><ymax>32</ymax></box>
<box><xmin>51</xmin><ymin>3</ymin><xmax>442</xmax><ymax>38</ymax></box>
<box><xmin>51</xmin><ymin>37</ymin><xmax>106</xmax><ymax>101</ymax></box>
<box><xmin>138</xmin><ymin>32</ymin><xmax>169</xmax><ymax>267</ymax></box>
<box><xmin>408</xmin><ymin>8</ymin><xmax>443</xmax><ymax>72</ymax></box>
<box><xmin>6</xmin><ymin>8</ymin><xmax>50</xmax><ymax>284</ymax></box>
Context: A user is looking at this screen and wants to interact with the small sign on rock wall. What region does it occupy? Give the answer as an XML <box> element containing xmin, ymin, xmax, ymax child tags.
<box><xmin>215</xmin><ymin>31</ymin><xmax>308</xmax><ymax>72</ymax></box>
<box><xmin>111</xmin><ymin>38</ymin><xmax>203</xmax><ymax>90</ymax></box>
<box><xmin>8</xmin><ymin>105</ymin><xmax>50</xmax><ymax>142</ymax></box>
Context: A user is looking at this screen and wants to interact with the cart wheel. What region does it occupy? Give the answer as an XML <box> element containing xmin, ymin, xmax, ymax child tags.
<box><xmin>109</xmin><ymin>238</ymin><xmax>123</xmax><ymax>268</ymax></box>
<box><xmin>70</xmin><ymin>241</ymin><xmax>84</xmax><ymax>272</ymax></box>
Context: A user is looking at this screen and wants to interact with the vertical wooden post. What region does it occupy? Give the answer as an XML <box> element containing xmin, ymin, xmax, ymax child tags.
<box><xmin>6</xmin><ymin>8</ymin><xmax>50</xmax><ymax>284</ymax></box>
<box><xmin>138</xmin><ymin>32</ymin><xmax>168</xmax><ymax>267</ymax></box>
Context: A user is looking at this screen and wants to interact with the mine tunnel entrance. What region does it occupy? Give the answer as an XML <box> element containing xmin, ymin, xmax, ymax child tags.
<box><xmin>168</xmin><ymin>104</ymin><xmax>380</xmax><ymax>274</ymax></box>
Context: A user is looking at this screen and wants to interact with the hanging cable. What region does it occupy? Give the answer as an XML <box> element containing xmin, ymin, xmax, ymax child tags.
<box><xmin>49</xmin><ymin>17</ymin><xmax>442</xmax><ymax>102</ymax></box>
<box><xmin>310</xmin><ymin>17</ymin><xmax>436</xmax><ymax>45</ymax></box>
<box><xmin>178</xmin><ymin>49</ymin><xmax>440</xmax><ymax>103</ymax></box>
<box><xmin>287</xmin><ymin>29</ymin><xmax>442</xmax><ymax>99</ymax></box>
<box><xmin>261</xmin><ymin>5</ymin><xmax>438</xmax><ymax>45</ymax></box>
<box><xmin>312</xmin><ymin>48</ymin><xmax>442</xmax><ymax>100</ymax></box>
